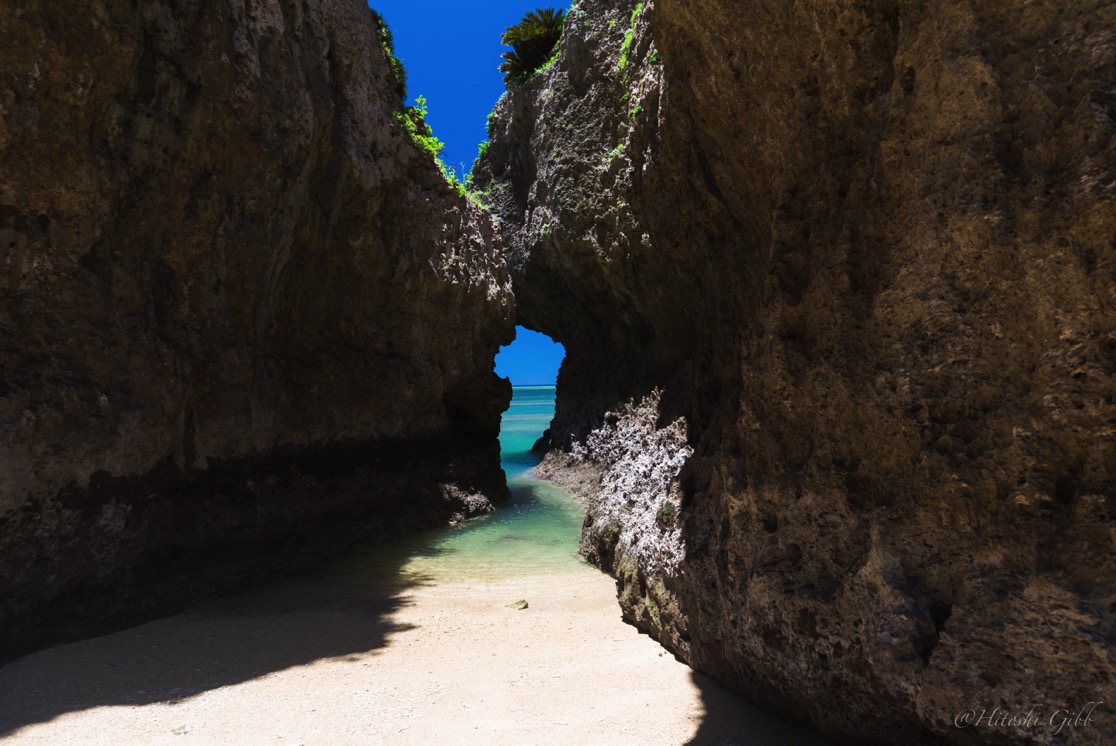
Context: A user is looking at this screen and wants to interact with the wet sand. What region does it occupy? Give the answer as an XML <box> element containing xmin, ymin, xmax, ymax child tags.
<box><xmin>0</xmin><ymin>560</ymin><xmax>832</xmax><ymax>745</ymax></box>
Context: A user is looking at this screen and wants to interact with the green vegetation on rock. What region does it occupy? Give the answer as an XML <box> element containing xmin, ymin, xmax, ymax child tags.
<box><xmin>375</xmin><ymin>13</ymin><xmax>485</xmax><ymax>207</ymax></box>
<box><xmin>618</xmin><ymin>3</ymin><xmax>642</xmax><ymax>72</ymax></box>
<box><xmin>602</xmin><ymin>142</ymin><xmax>625</xmax><ymax>164</ymax></box>
<box><xmin>396</xmin><ymin>95</ymin><xmax>487</xmax><ymax>206</ymax></box>
<box><xmin>655</xmin><ymin>502</ymin><xmax>677</xmax><ymax>529</ymax></box>
<box><xmin>369</xmin><ymin>9</ymin><xmax>406</xmax><ymax>100</ymax></box>
<box><xmin>396</xmin><ymin>95</ymin><xmax>444</xmax><ymax>160</ymax></box>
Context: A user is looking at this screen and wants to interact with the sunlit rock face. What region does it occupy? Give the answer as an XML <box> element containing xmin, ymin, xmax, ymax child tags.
<box><xmin>0</xmin><ymin>0</ymin><xmax>513</xmax><ymax>658</ymax></box>
<box><xmin>476</xmin><ymin>0</ymin><xmax>1116</xmax><ymax>742</ymax></box>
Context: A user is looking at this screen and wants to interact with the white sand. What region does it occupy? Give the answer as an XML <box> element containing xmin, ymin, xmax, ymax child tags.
<box><xmin>0</xmin><ymin>562</ymin><xmax>831</xmax><ymax>745</ymax></box>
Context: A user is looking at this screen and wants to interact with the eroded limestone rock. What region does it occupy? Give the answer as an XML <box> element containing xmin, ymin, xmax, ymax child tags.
<box><xmin>0</xmin><ymin>0</ymin><xmax>512</xmax><ymax>658</ymax></box>
<box><xmin>477</xmin><ymin>0</ymin><xmax>1116</xmax><ymax>743</ymax></box>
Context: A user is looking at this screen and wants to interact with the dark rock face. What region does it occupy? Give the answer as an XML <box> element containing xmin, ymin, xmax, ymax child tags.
<box><xmin>0</xmin><ymin>0</ymin><xmax>512</xmax><ymax>658</ymax></box>
<box><xmin>477</xmin><ymin>0</ymin><xmax>1116</xmax><ymax>743</ymax></box>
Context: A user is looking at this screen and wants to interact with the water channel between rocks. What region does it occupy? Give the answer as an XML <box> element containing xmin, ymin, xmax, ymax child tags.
<box><xmin>332</xmin><ymin>384</ymin><xmax>591</xmax><ymax>585</ymax></box>
<box><xmin>0</xmin><ymin>385</ymin><xmax>839</xmax><ymax>746</ymax></box>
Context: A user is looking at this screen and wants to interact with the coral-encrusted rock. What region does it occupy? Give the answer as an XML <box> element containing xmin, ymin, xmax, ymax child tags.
<box><xmin>477</xmin><ymin>0</ymin><xmax>1116</xmax><ymax>743</ymax></box>
<box><xmin>0</xmin><ymin>0</ymin><xmax>512</xmax><ymax>658</ymax></box>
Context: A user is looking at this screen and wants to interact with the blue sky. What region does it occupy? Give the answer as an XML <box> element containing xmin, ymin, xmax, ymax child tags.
<box><xmin>368</xmin><ymin>1</ymin><xmax>567</xmax><ymax>386</ymax></box>
<box><xmin>495</xmin><ymin>328</ymin><xmax>565</xmax><ymax>386</ymax></box>
<box><xmin>370</xmin><ymin>0</ymin><xmax>556</xmax><ymax>178</ymax></box>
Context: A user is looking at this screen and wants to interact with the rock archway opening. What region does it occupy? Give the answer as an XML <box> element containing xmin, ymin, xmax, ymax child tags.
<box><xmin>495</xmin><ymin>325</ymin><xmax>566</xmax><ymax>461</ymax></box>
<box><xmin>495</xmin><ymin>326</ymin><xmax>566</xmax><ymax>389</ymax></box>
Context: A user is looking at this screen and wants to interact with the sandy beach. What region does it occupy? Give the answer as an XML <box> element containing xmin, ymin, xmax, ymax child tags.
<box><xmin>0</xmin><ymin>558</ymin><xmax>831</xmax><ymax>745</ymax></box>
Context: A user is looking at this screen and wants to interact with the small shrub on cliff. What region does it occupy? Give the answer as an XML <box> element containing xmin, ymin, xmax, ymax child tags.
<box><xmin>499</xmin><ymin>8</ymin><xmax>566</xmax><ymax>85</ymax></box>
<box><xmin>395</xmin><ymin>95</ymin><xmax>445</xmax><ymax>159</ymax></box>
<box><xmin>369</xmin><ymin>9</ymin><xmax>406</xmax><ymax>100</ymax></box>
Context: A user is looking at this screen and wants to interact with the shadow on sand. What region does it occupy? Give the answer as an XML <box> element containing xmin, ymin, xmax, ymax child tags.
<box><xmin>686</xmin><ymin>670</ymin><xmax>838</xmax><ymax>746</ymax></box>
<box><xmin>0</xmin><ymin>539</ymin><xmax>440</xmax><ymax>738</ymax></box>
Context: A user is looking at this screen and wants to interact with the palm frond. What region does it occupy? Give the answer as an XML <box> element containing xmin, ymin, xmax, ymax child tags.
<box><xmin>499</xmin><ymin>7</ymin><xmax>565</xmax><ymax>85</ymax></box>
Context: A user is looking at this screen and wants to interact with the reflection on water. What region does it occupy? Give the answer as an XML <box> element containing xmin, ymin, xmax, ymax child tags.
<box><xmin>338</xmin><ymin>386</ymin><xmax>586</xmax><ymax>584</ymax></box>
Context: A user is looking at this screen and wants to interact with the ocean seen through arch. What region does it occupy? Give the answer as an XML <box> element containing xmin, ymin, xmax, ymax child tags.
<box><xmin>338</xmin><ymin>328</ymin><xmax>581</xmax><ymax>583</ymax></box>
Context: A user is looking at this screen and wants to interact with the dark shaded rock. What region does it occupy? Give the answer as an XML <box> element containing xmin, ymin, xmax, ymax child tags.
<box><xmin>0</xmin><ymin>0</ymin><xmax>512</xmax><ymax>659</ymax></box>
<box><xmin>477</xmin><ymin>0</ymin><xmax>1116</xmax><ymax>743</ymax></box>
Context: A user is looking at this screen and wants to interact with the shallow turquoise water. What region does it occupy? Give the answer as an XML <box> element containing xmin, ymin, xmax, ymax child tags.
<box><xmin>336</xmin><ymin>386</ymin><xmax>587</xmax><ymax>584</ymax></box>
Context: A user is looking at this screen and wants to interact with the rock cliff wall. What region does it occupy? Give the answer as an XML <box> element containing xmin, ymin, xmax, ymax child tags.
<box><xmin>476</xmin><ymin>0</ymin><xmax>1116</xmax><ymax>743</ymax></box>
<box><xmin>0</xmin><ymin>0</ymin><xmax>512</xmax><ymax>658</ymax></box>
